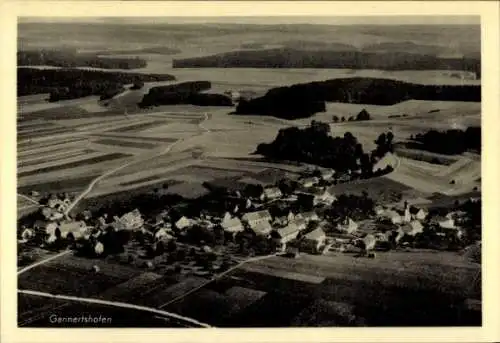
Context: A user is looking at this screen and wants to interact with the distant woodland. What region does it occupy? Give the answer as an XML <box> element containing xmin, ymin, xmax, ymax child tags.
<box><xmin>18</xmin><ymin>68</ymin><xmax>176</xmax><ymax>101</ymax></box>
<box><xmin>18</xmin><ymin>49</ymin><xmax>148</xmax><ymax>69</ymax></box>
<box><xmin>139</xmin><ymin>81</ymin><xmax>234</xmax><ymax>108</ymax></box>
<box><xmin>173</xmin><ymin>48</ymin><xmax>481</xmax><ymax>77</ymax></box>
<box><xmin>95</xmin><ymin>47</ymin><xmax>181</xmax><ymax>55</ymax></box>
<box><xmin>234</xmin><ymin>78</ymin><xmax>481</xmax><ymax>119</ymax></box>
<box><xmin>409</xmin><ymin>127</ymin><xmax>481</xmax><ymax>155</ymax></box>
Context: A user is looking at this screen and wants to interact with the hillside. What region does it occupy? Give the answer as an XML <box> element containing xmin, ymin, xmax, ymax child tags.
<box><xmin>172</xmin><ymin>48</ymin><xmax>481</xmax><ymax>77</ymax></box>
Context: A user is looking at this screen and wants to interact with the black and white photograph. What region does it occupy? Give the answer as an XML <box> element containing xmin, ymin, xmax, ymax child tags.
<box><xmin>13</xmin><ymin>12</ymin><xmax>485</xmax><ymax>330</ymax></box>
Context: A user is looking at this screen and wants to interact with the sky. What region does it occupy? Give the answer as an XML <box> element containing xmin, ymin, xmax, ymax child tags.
<box><xmin>19</xmin><ymin>16</ymin><xmax>480</xmax><ymax>26</ymax></box>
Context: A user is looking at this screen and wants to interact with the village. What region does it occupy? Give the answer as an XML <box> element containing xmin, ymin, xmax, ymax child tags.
<box><xmin>18</xmin><ymin>162</ymin><xmax>480</xmax><ymax>279</ymax></box>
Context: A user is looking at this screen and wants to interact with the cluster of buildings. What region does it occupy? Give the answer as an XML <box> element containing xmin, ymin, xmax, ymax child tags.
<box><xmin>19</xmin><ymin>166</ymin><xmax>474</xmax><ymax>260</ymax></box>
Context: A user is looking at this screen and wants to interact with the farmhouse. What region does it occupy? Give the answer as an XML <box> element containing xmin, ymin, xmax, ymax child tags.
<box><xmin>250</xmin><ymin>220</ymin><xmax>273</xmax><ymax>237</ymax></box>
<box><xmin>242</xmin><ymin>210</ymin><xmax>272</xmax><ymax>227</ymax></box>
<box><xmin>301</xmin><ymin>228</ymin><xmax>326</xmax><ymax>253</ymax></box>
<box><xmin>313</xmin><ymin>188</ymin><xmax>336</xmax><ymax>205</ymax></box>
<box><xmin>260</xmin><ymin>187</ymin><xmax>282</xmax><ymax>202</ymax></box>
<box><xmin>337</xmin><ymin>217</ymin><xmax>358</xmax><ymax>234</ymax></box>
<box><xmin>271</xmin><ymin>222</ymin><xmax>301</xmax><ymax>248</ymax></box>
<box><xmin>175</xmin><ymin>216</ymin><xmax>193</xmax><ymax>230</ymax></box>
<box><xmin>221</xmin><ymin>215</ymin><xmax>244</xmax><ymax>234</ymax></box>
<box><xmin>154</xmin><ymin>228</ymin><xmax>174</xmax><ymax>242</ymax></box>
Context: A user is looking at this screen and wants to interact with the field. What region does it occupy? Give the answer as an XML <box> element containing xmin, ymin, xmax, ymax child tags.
<box><xmin>330</xmin><ymin>177</ymin><xmax>410</xmax><ymax>204</ymax></box>
<box><xmin>17</xmin><ymin>90</ymin><xmax>481</xmax><ymax>218</ymax></box>
<box><xmin>20</xmin><ymin>250</ymin><xmax>478</xmax><ymax>327</ymax></box>
<box><xmin>157</xmin><ymin>252</ymin><xmax>480</xmax><ymax>327</ymax></box>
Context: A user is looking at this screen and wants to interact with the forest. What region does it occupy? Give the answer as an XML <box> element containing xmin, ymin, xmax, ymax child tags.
<box><xmin>18</xmin><ymin>49</ymin><xmax>148</xmax><ymax>69</ymax></box>
<box><xmin>255</xmin><ymin>120</ymin><xmax>394</xmax><ymax>176</ymax></box>
<box><xmin>17</xmin><ymin>68</ymin><xmax>176</xmax><ymax>101</ymax></box>
<box><xmin>234</xmin><ymin>77</ymin><xmax>480</xmax><ymax>119</ymax></box>
<box><xmin>409</xmin><ymin>127</ymin><xmax>481</xmax><ymax>155</ymax></box>
<box><xmin>173</xmin><ymin>48</ymin><xmax>481</xmax><ymax>77</ymax></box>
<box><xmin>138</xmin><ymin>81</ymin><xmax>233</xmax><ymax>108</ymax></box>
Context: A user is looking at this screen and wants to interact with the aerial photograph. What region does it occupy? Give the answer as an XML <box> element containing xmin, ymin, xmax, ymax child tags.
<box><xmin>16</xmin><ymin>16</ymin><xmax>481</xmax><ymax>328</ymax></box>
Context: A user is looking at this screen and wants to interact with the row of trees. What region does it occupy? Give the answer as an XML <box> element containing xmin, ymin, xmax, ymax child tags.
<box><xmin>332</xmin><ymin>109</ymin><xmax>371</xmax><ymax>123</ymax></box>
<box><xmin>410</xmin><ymin>127</ymin><xmax>481</xmax><ymax>155</ymax></box>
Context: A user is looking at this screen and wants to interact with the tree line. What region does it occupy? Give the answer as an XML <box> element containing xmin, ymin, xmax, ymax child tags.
<box><xmin>233</xmin><ymin>77</ymin><xmax>480</xmax><ymax>119</ymax></box>
<box><xmin>18</xmin><ymin>68</ymin><xmax>176</xmax><ymax>101</ymax></box>
<box><xmin>138</xmin><ymin>81</ymin><xmax>234</xmax><ymax>108</ymax></box>
<box><xmin>409</xmin><ymin>127</ymin><xmax>481</xmax><ymax>155</ymax></box>
<box><xmin>172</xmin><ymin>48</ymin><xmax>480</xmax><ymax>76</ymax></box>
<box><xmin>18</xmin><ymin>49</ymin><xmax>148</xmax><ymax>69</ymax></box>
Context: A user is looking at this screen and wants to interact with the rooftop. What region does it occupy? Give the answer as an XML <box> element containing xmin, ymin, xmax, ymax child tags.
<box><xmin>303</xmin><ymin>228</ymin><xmax>326</xmax><ymax>241</ymax></box>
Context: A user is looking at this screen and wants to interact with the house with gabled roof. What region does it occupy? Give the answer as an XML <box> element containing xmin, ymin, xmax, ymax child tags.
<box><xmin>175</xmin><ymin>216</ymin><xmax>192</xmax><ymax>230</ymax></box>
<box><xmin>154</xmin><ymin>227</ymin><xmax>174</xmax><ymax>242</ymax></box>
<box><xmin>250</xmin><ymin>220</ymin><xmax>273</xmax><ymax>237</ymax></box>
<box><xmin>260</xmin><ymin>187</ymin><xmax>282</xmax><ymax>202</ymax></box>
<box><xmin>221</xmin><ymin>215</ymin><xmax>244</xmax><ymax>234</ymax></box>
<box><xmin>296</xmin><ymin>187</ymin><xmax>336</xmax><ymax>207</ymax></box>
<box><xmin>301</xmin><ymin>228</ymin><xmax>327</xmax><ymax>253</ymax></box>
<box><xmin>242</xmin><ymin>210</ymin><xmax>272</xmax><ymax>227</ymax></box>
<box><xmin>271</xmin><ymin>222</ymin><xmax>301</xmax><ymax>248</ymax></box>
